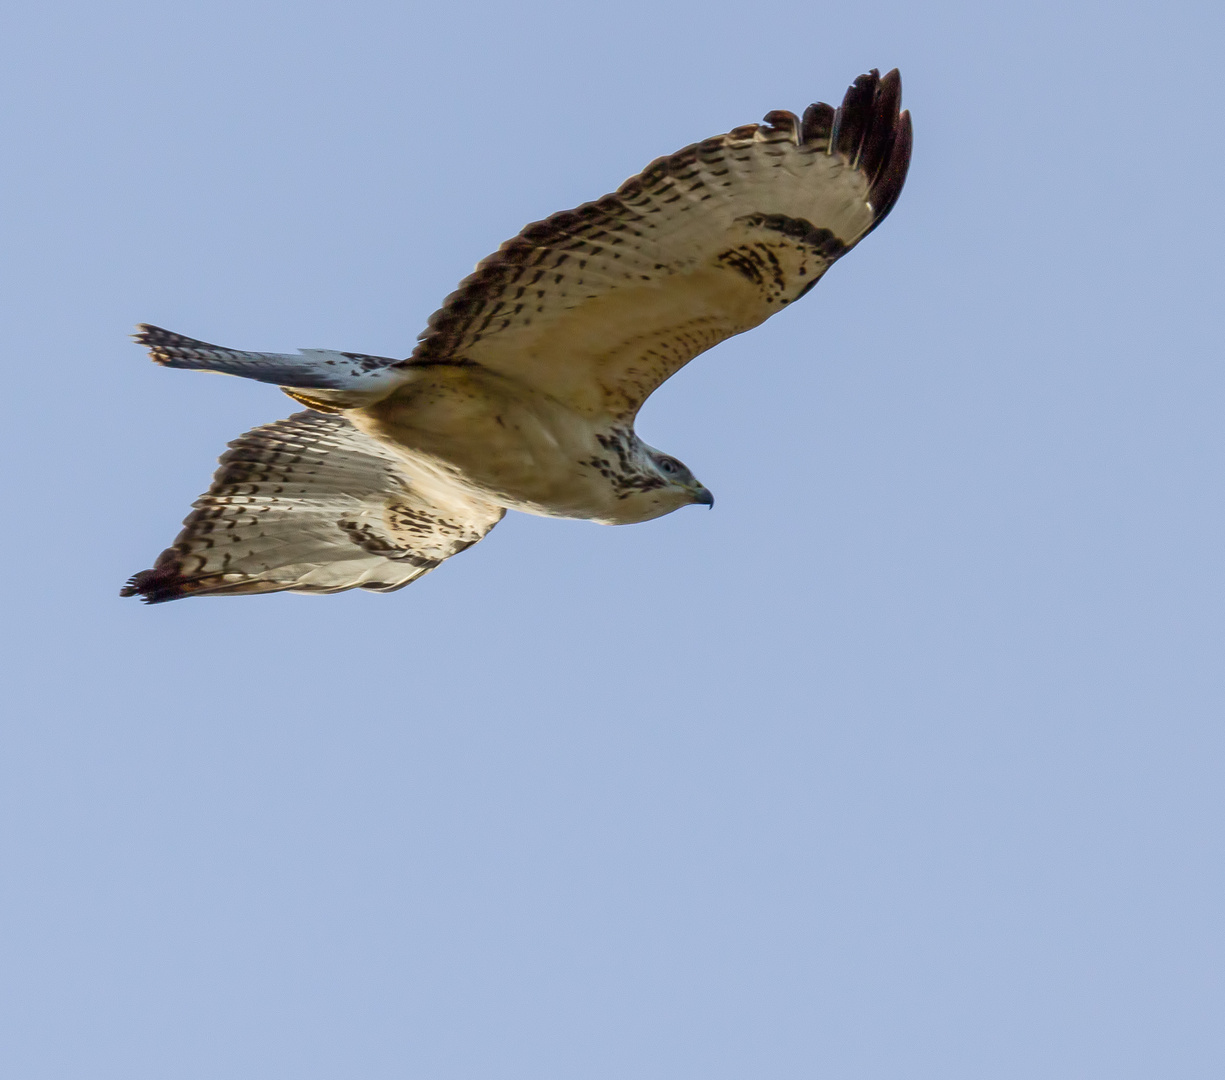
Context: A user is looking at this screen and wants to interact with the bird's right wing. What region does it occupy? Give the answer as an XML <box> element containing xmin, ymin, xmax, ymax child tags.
<box><xmin>122</xmin><ymin>411</ymin><xmax>504</xmax><ymax>602</ymax></box>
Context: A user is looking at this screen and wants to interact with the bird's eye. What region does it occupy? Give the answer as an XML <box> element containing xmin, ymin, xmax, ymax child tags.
<box><xmin>658</xmin><ymin>458</ymin><xmax>677</xmax><ymax>474</ymax></box>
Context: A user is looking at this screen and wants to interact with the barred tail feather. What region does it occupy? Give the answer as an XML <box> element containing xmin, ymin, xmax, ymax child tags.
<box><xmin>134</xmin><ymin>324</ymin><xmax>408</xmax><ymax>407</ymax></box>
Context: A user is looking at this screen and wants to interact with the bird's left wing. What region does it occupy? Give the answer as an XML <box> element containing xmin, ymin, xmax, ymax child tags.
<box><xmin>121</xmin><ymin>411</ymin><xmax>504</xmax><ymax>602</ymax></box>
<box><xmin>410</xmin><ymin>69</ymin><xmax>911</xmax><ymax>421</ymax></box>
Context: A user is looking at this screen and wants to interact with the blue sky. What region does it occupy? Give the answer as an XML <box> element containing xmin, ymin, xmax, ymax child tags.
<box><xmin>2</xmin><ymin>1</ymin><xmax>1223</xmax><ymax>1076</ymax></box>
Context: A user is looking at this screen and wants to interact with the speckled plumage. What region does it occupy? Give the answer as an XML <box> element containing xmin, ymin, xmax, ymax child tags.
<box><xmin>123</xmin><ymin>69</ymin><xmax>912</xmax><ymax>602</ymax></box>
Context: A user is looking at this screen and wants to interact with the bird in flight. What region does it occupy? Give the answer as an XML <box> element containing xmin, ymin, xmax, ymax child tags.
<box><xmin>123</xmin><ymin>69</ymin><xmax>912</xmax><ymax>603</ymax></box>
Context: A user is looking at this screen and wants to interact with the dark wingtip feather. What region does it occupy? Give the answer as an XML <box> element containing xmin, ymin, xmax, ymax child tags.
<box><xmin>868</xmin><ymin>108</ymin><xmax>912</xmax><ymax>231</ymax></box>
<box><xmin>832</xmin><ymin>69</ymin><xmax>880</xmax><ymax>162</ymax></box>
<box><xmin>858</xmin><ymin>68</ymin><xmax>902</xmax><ymax>182</ymax></box>
<box><xmin>761</xmin><ymin>109</ymin><xmax>800</xmax><ymax>141</ymax></box>
<box><xmin>799</xmin><ymin>69</ymin><xmax>911</xmax><ymax>231</ymax></box>
<box><xmin>800</xmin><ymin>101</ymin><xmax>835</xmax><ymax>143</ymax></box>
<box><xmin>824</xmin><ymin>68</ymin><xmax>914</xmax><ymax>233</ymax></box>
<box><xmin>120</xmin><ymin>564</ymin><xmax>190</xmax><ymax>603</ymax></box>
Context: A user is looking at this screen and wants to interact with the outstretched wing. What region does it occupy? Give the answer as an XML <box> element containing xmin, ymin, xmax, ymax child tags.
<box><xmin>411</xmin><ymin>69</ymin><xmax>912</xmax><ymax>420</ymax></box>
<box><xmin>122</xmin><ymin>411</ymin><xmax>504</xmax><ymax>602</ymax></box>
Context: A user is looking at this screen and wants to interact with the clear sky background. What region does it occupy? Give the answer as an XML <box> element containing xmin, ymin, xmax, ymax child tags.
<box><xmin>2</xmin><ymin>1</ymin><xmax>1223</xmax><ymax>1077</ymax></box>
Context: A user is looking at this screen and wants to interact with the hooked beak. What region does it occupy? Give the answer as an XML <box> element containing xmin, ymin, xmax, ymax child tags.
<box><xmin>692</xmin><ymin>485</ymin><xmax>714</xmax><ymax>508</ymax></box>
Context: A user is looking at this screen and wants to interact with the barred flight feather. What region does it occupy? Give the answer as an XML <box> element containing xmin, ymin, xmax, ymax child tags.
<box><xmin>122</xmin><ymin>412</ymin><xmax>502</xmax><ymax>603</ymax></box>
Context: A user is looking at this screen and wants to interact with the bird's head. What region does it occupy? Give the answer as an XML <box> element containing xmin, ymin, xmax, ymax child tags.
<box><xmin>595</xmin><ymin>443</ymin><xmax>713</xmax><ymax>524</ymax></box>
<box><xmin>647</xmin><ymin>450</ymin><xmax>714</xmax><ymax>510</ymax></box>
<box><xmin>586</xmin><ymin>429</ymin><xmax>713</xmax><ymax>524</ymax></box>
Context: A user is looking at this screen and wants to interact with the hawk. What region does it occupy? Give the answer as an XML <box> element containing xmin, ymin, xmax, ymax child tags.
<box><xmin>123</xmin><ymin>69</ymin><xmax>912</xmax><ymax>603</ymax></box>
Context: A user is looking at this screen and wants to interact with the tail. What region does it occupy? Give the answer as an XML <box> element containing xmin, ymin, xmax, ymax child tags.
<box><xmin>122</xmin><ymin>411</ymin><xmax>504</xmax><ymax>602</ymax></box>
<box><xmin>135</xmin><ymin>324</ymin><xmax>409</xmax><ymax>409</ymax></box>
